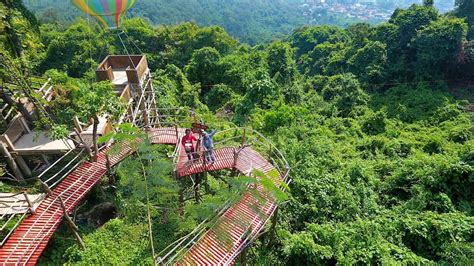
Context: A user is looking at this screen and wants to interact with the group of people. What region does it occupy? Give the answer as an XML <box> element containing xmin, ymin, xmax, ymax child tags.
<box><xmin>181</xmin><ymin>128</ymin><xmax>217</xmax><ymax>164</ymax></box>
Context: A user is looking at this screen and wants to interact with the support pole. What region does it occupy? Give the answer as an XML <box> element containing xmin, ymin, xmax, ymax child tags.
<box><xmin>267</xmin><ymin>206</ymin><xmax>279</xmax><ymax>248</ymax></box>
<box><xmin>105</xmin><ymin>154</ymin><xmax>111</xmax><ymax>171</ymax></box>
<box><xmin>14</xmin><ymin>155</ymin><xmax>31</xmax><ymax>177</ymax></box>
<box><xmin>105</xmin><ymin>154</ymin><xmax>116</xmax><ymax>186</ymax></box>
<box><xmin>22</xmin><ymin>192</ymin><xmax>35</xmax><ymax>214</ymax></box>
<box><xmin>143</xmin><ymin>109</ymin><xmax>150</xmax><ymax>128</ymax></box>
<box><xmin>194</xmin><ymin>174</ymin><xmax>201</xmax><ymax>203</ymax></box>
<box><xmin>177</xmin><ymin>171</ymin><xmax>184</xmax><ymax>216</ymax></box>
<box><xmin>58</xmin><ymin>196</ymin><xmax>85</xmax><ymax>249</ymax></box>
<box><xmin>240</xmin><ymin>245</ymin><xmax>248</xmax><ymax>266</ymax></box>
<box><xmin>40</xmin><ymin>154</ymin><xmax>50</xmax><ymax>165</ymax></box>
<box><xmin>203</xmin><ymin>171</ymin><xmax>211</xmax><ymax>195</ymax></box>
<box><xmin>0</xmin><ymin>141</ymin><xmax>24</xmax><ymax>181</ymax></box>
<box><xmin>74</xmin><ymin>128</ymin><xmax>92</xmax><ymax>158</ymax></box>
<box><xmin>241</xmin><ymin>128</ymin><xmax>247</xmax><ymax>148</ymax></box>
<box><xmin>269</xmin><ymin>143</ymin><xmax>273</xmax><ymax>161</ymax></box>
<box><xmin>38</xmin><ymin>178</ymin><xmax>52</xmax><ymax>195</ymax></box>
<box><xmin>233</xmin><ymin>147</ymin><xmax>239</xmax><ymax>168</ymax></box>
<box><xmin>174</xmin><ymin>123</ymin><xmax>179</xmax><ymax>142</ymax></box>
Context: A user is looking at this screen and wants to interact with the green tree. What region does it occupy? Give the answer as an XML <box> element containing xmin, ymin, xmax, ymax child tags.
<box><xmin>267</xmin><ymin>41</ymin><xmax>297</xmax><ymax>84</ymax></box>
<box><xmin>322</xmin><ymin>74</ymin><xmax>369</xmax><ymax>117</ymax></box>
<box><xmin>185</xmin><ymin>47</ymin><xmax>221</xmax><ymax>91</ymax></box>
<box><xmin>414</xmin><ymin>17</ymin><xmax>468</xmax><ymax>78</ymax></box>
<box><xmin>289</xmin><ymin>25</ymin><xmax>348</xmax><ymax>58</ymax></box>
<box><xmin>455</xmin><ymin>0</ymin><xmax>474</xmax><ymax>38</ymax></box>
<box><xmin>389</xmin><ymin>4</ymin><xmax>438</xmax><ymax>79</ymax></box>
<box><xmin>74</xmin><ymin>81</ymin><xmax>122</xmax><ymax>160</ymax></box>
<box><xmin>39</xmin><ymin>21</ymin><xmax>109</xmax><ymax>78</ymax></box>
<box><xmin>348</xmin><ymin>41</ymin><xmax>388</xmax><ymax>84</ymax></box>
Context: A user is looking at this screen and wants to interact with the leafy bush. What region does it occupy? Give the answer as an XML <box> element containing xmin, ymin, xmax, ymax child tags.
<box><xmin>361</xmin><ymin>110</ymin><xmax>387</xmax><ymax>135</ymax></box>
<box><xmin>65</xmin><ymin>219</ymin><xmax>151</xmax><ymax>265</ymax></box>
<box><xmin>322</xmin><ymin>74</ymin><xmax>369</xmax><ymax>117</ymax></box>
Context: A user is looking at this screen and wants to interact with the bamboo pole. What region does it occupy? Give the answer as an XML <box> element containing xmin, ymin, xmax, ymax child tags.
<box><xmin>58</xmin><ymin>196</ymin><xmax>85</xmax><ymax>249</ymax></box>
<box><xmin>22</xmin><ymin>192</ymin><xmax>35</xmax><ymax>215</ymax></box>
<box><xmin>177</xmin><ymin>171</ymin><xmax>184</xmax><ymax>216</ymax></box>
<box><xmin>241</xmin><ymin>128</ymin><xmax>247</xmax><ymax>148</ymax></box>
<box><xmin>38</xmin><ymin>178</ymin><xmax>52</xmax><ymax>195</ymax></box>
<box><xmin>193</xmin><ymin>174</ymin><xmax>201</xmax><ymax>203</ymax></box>
<box><xmin>0</xmin><ymin>141</ymin><xmax>24</xmax><ymax>181</ymax></box>
<box><xmin>74</xmin><ymin>128</ymin><xmax>92</xmax><ymax>158</ymax></box>
<box><xmin>14</xmin><ymin>155</ymin><xmax>31</xmax><ymax>177</ymax></box>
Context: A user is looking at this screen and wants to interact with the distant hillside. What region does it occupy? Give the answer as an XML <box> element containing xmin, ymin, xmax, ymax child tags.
<box><xmin>23</xmin><ymin>0</ymin><xmax>455</xmax><ymax>44</ymax></box>
<box><xmin>24</xmin><ymin>0</ymin><xmax>307</xmax><ymax>44</ymax></box>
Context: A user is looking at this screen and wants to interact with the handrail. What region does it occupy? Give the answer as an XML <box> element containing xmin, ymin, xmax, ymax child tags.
<box><xmin>0</xmin><ymin>213</ymin><xmax>27</xmax><ymax>247</ymax></box>
<box><xmin>0</xmin><ymin>192</ymin><xmax>42</xmax><ymax>247</ymax></box>
<box><xmin>226</xmin><ymin>168</ymin><xmax>291</xmax><ymax>264</ymax></box>
<box><xmin>8</xmin><ymin>159</ymin><xmax>105</xmax><ymax>262</ymax></box>
<box><xmin>169</xmin><ymin>127</ymin><xmax>289</xmax><ymax>174</ymax></box>
<box><xmin>37</xmin><ymin>149</ymin><xmax>76</xmax><ymax>179</ymax></box>
<box><xmin>157</xmin><ymin>199</ymin><xmax>235</xmax><ymax>264</ymax></box>
<box><xmin>43</xmin><ymin>150</ymin><xmax>85</xmax><ymax>186</ymax></box>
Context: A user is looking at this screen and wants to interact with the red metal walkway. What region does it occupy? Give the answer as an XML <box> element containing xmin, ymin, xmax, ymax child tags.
<box><xmin>0</xmin><ymin>127</ymin><xmax>286</xmax><ymax>265</ymax></box>
<box><xmin>0</xmin><ymin>128</ymin><xmax>182</xmax><ymax>265</ymax></box>
<box><xmin>175</xmin><ymin>147</ymin><xmax>283</xmax><ymax>265</ymax></box>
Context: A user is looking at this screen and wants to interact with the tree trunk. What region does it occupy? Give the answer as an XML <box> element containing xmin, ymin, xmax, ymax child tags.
<box><xmin>178</xmin><ymin>172</ymin><xmax>184</xmax><ymax>216</ymax></box>
<box><xmin>0</xmin><ymin>88</ymin><xmax>35</xmax><ymax>124</ymax></box>
<box><xmin>73</xmin><ymin>128</ymin><xmax>92</xmax><ymax>159</ymax></box>
<box><xmin>92</xmin><ymin>115</ymin><xmax>99</xmax><ymax>162</ymax></box>
<box><xmin>0</xmin><ymin>142</ymin><xmax>24</xmax><ymax>182</ymax></box>
<box><xmin>194</xmin><ymin>174</ymin><xmax>201</xmax><ymax>203</ymax></box>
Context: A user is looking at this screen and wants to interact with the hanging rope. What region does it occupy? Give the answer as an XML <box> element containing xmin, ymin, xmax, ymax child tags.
<box><xmin>86</xmin><ymin>0</ymin><xmax>95</xmax><ymax>84</ymax></box>
<box><xmin>123</xmin><ymin>31</ymin><xmax>144</xmax><ymax>55</ymax></box>
<box><xmin>117</xmin><ymin>31</ymin><xmax>137</xmax><ymax>70</ymax></box>
<box><xmin>136</xmin><ymin>148</ymin><xmax>156</xmax><ymax>260</ymax></box>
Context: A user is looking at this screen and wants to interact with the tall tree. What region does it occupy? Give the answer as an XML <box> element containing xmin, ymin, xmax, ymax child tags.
<box><xmin>414</xmin><ymin>17</ymin><xmax>468</xmax><ymax>78</ymax></box>
<box><xmin>75</xmin><ymin>81</ymin><xmax>123</xmax><ymax>161</ymax></box>
<box><xmin>0</xmin><ymin>0</ymin><xmax>45</xmax><ymax>124</ymax></box>
<box><xmin>455</xmin><ymin>0</ymin><xmax>474</xmax><ymax>38</ymax></box>
<box><xmin>185</xmin><ymin>47</ymin><xmax>221</xmax><ymax>92</ymax></box>
<box><xmin>267</xmin><ymin>41</ymin><xmax>297</xmax><ymax>85</ymax></box>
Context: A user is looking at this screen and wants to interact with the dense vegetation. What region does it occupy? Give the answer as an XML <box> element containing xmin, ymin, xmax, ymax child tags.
<box><xmin>1</xmin><ymin>0</ymin><xmax>474</xmax><ymax>264</ymax></box>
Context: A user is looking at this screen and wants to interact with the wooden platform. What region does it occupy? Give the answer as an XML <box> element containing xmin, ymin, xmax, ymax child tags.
<box><xmin>12</xmin><ymin>132</ymin><xmax>75</xmax><ymax>155</ymax></box>
<box><xmin>0</xmin><ymin>193</ymin><xmax>45</xmax><ymax>216</ymax></box>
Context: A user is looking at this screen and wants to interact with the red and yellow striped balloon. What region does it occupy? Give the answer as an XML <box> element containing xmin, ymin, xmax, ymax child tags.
<box><xmin>72</xmin><ymin>0</ymin><xmax>136</xmax><ymax>29</ymax></box>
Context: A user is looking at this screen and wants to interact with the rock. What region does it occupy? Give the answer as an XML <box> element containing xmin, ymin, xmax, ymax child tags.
<box><xmin>77</xmin><ymin>202</ymin><xmax>117</xmax><ymax>227</ymax></box>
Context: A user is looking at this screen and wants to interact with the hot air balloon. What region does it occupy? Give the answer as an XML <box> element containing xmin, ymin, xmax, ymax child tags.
<box><xmin>72</xmin><ymin>0</ymin><xmax>136</xmax><ymax>29</ymax></box>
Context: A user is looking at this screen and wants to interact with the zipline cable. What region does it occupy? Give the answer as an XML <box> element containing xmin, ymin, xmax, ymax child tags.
<box><xmin>118</xmin><ymin>31</ymin><xmax>137</xmax><ymax>70</ymax></box>
<box><xmin>123</xmin><ymin>30</ymin><xmax>144</xmax><ymax>55</ymax></box>
<box><xmin>86</xmin><ymin>0</ymin><xmax>94</xmax><ymax>84</ymax></box>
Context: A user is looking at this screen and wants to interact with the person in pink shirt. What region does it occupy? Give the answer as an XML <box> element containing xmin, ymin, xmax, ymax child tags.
<box><xmin>182</xmin><ymin>129</ymin><xmax>198</xmax><ymax>160</ymax></box>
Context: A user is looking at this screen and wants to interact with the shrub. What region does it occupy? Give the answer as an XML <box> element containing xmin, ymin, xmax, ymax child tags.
<box><xmin>361</xmin><ymin>110</ymin><xmax>387</xmax><ymax>135</ymax></box>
